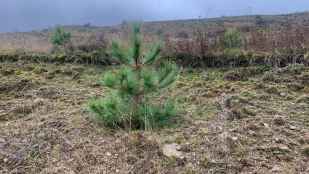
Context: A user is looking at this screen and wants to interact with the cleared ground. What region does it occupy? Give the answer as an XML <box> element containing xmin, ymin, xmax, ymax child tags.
<box><xmin>1</xmin><ymin>61</ymin><xmax>309</xmax><ymax>173</ymax></box>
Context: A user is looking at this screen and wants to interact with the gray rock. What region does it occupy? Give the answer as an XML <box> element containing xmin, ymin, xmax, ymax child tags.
<box><xmin>162</xmin><ymin>143</ymin><xmax>184</xmax><ymax>159</ymax></box>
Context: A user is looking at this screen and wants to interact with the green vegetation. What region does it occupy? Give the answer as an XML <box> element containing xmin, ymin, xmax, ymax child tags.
<box><xmin>88</xmin><ymin>24</ymin><xmax>179</xmax><ymax>130</ymax></box>
<box><xmin>223</xmin><ymin>28</ymin><xmax>243</xmax><ymax>50</ymax></box>
<box><xmin>50</xmin><ymin>27</ymin><xmax>72</xmax><ymax>53</ymax></box>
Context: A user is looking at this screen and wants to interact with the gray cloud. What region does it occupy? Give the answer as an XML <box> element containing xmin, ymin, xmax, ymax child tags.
<box><xmin>1</xmin><ymin>0</ymin><xmax>309</xmax><ymax>32</ymax></box>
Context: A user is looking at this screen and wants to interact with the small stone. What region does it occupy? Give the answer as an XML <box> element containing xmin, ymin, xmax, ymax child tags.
<box><xmin>248</xmin><ymin>130</ymin><xmax>255</xmax><ymax>135</ymax></box>
<box><xmin>91</xmin><ymin>82</ymin><xmax>101</xmax><ymax>88</ymax></box>
<box><xmin>231</xmin><ymin>137</ymin><xmax>238</xmax><ymax>141</ymax></box>
<box><xmin>162</xmin><ymin>143</ymin><xmax>184</xmax><ymax>159</ymax></box>
<box><xmin>274</xmin><ymin>137</ymin><xmax>282</xmax><ymax>143</ymax></box>
<box><xmin>277</xmin><ymin>144</ymin><xmax>290</xmax><ymax>153</ymax></box>
<box><xmin>3</xmin><ymin>158</ymin><xmax>8</xmax><ymax>163</ymax></box>
<box><xmin>106</xmin><ymin>152</ymin><xmax>112</xmax><ymax>156</ymax></box>
<box><xmin>280</xmin><ymin>92</ymin><xmax>287</xmax><ymax>97</ymax></box>
<box><xmin>271</xmin><ymin>165</ymin><xmax>282</xmax><ymax>172</ymax></box>
<box><xmin>262</xmin><ymin>123</ymin><xmax>269</xmax><ymax>128</ymax></box>
<box><xmin>289</xmin><ymin>125</ymin><xmax>297</xmax><ymax>130</ymax></box>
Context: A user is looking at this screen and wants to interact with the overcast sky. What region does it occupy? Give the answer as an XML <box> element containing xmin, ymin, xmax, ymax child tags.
<box><xmin>1</xmin><ymin>0</ymin><xmax>309</xmax><ymax>32</ymax></box>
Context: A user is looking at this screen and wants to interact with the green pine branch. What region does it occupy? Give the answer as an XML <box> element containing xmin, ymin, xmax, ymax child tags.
<box><xmin>89</xmin><ymin>23</ymin><xmax>179</xmax><ymax>130</ymax></box>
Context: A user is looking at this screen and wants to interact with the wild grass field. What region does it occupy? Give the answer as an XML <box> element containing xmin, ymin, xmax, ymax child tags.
<box><xmin>1</xmin><ymin>12</ymin><xmax>309</xmax><ymax>54</ymax></box>
<box><xmin>1</xmin><ymin>12</ymin><xmax>309</xmax><ymax>174</ymax></box>
<box><xmin>1</xmin><ymin>60</ymin><xmax>309</xmax><ymax>173</ymax></box>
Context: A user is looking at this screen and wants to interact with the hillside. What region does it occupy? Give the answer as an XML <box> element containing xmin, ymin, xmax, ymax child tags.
<box><xmin>2</xmin><ymin>12</ymin><xmax>309</xmax><ymax>174</ymax></box>
<box><xmin>1</xmin><ymin>11</ymin><xmax>309</xmax><ymax>53</ymax></box>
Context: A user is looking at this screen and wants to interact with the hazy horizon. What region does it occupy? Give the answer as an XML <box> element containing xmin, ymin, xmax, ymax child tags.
<box><xmin>1</xmin><ymin>0</ymin><xmax>309</xmax><ymax>33</ymax></box>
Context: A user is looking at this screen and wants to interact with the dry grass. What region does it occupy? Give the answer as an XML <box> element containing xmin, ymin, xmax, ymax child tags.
<box><xmin>1</xmin><ymin>61</ymin><xmax>309</xmax><ymax>173</ymax></box>
<box><xmin>2</xmin><ymin>12</ymin><xmax>309</xmax><ymax>54</ymax></box>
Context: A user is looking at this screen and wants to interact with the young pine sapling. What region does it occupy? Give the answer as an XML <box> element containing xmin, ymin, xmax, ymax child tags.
<box><xmin>89</xmin><ymin>24</ymin><xmax>178</xmax><ymax>130</ymax></box>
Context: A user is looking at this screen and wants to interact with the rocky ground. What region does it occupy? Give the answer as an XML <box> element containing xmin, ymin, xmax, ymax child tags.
<box><xmin>1</xmin><ymin>61</ymin><xmax>309</xmax><ymax>174</ymax></box>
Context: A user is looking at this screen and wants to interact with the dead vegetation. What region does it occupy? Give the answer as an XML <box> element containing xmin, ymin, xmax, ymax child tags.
<box><xmin>1</xmin><ymin>60</ymin><xmax>309</xmax><ymax>173</ymax></box>
<box><xmin>2</xmin><ymin>12</ymin><xmax>309</xmax><ymax>57</ymax></box>
<box><xmin>1</xmin><ymin>11</ymin><xmax>309</xmax><ymax>174</ymax></box>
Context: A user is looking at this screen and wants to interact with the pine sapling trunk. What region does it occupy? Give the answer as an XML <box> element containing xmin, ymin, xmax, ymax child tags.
<box><xmin>132</xmin><ymin>52</ymin><xmax>143</xmax><ymax>128</ymax></box>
